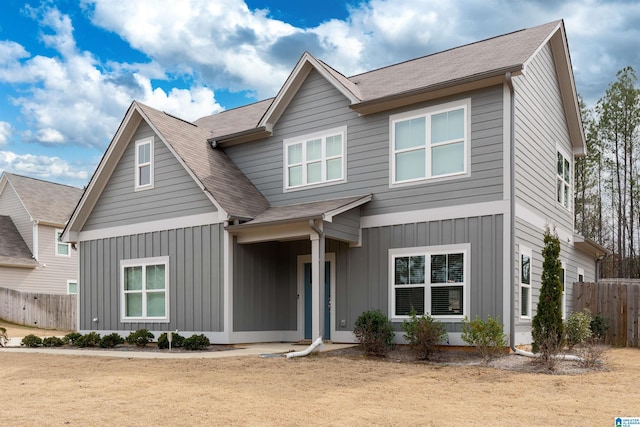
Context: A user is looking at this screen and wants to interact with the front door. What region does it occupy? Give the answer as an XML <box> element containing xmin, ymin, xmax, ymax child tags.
<box><xmin>304</xmin><ymin>261</ymin><xmax>331</xmax><ymax>340</ymax></box>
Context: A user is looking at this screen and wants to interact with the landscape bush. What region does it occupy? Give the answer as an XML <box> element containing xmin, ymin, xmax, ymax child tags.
<box><xmin>62</xmin><ymin>332</ymin><xmax>82</xmax><ymax>345</ymax></box>
<box><xmin>42</xmin><ymin>336</ymin><xmax>64</xmax><ymax>347</ymax></box>
<box><xmin>353</xmin><ymin>309</ymin><xmax>395</xmax><ymax>357</ymax></box>
<box><xmin>564</xmin><ymin>311</ymin><xmax>592</xmax><ymax>350</ymax></box>
<box><xmin>21</xmin><ymin>334</ymin><xmax>43</xmax><ymax>348</ymax></box>
<box><xmin>461</xmin><ymin>315</ymin><xmax>506</xmax><ymax>363</ymax></box>
<box><xmin>75</xmin><ymin>332</ymin><xmax>101</xmax><ymax>348</ymax></box>
<box><xmin>402</xmin><ymin>310</ymin><xmax>448</xmax><ymax>360</ymax></box>
<box><xmin>157</xmin><ymin>332</ymin><xmax>185</xmax><ymax>349</ymax></box>
<box><xmin>589</xmin><ymin>313</ymin><xmax>610</xmax><ymax>341</ymax></box>
<box><xmin>0</xmin><ymin>326</ymin><xmax>8</xmax><ymax>347</ymax></box>
<box><xmin>126</xmin><ymin>329</ymin><xmax>154</xmax><ymax>347</ymax></box>
<box><xmin>183</xmin><ymin>334</ymin><xmax>210</xmax><ymax>350</ymax></box>
<box><xmin>99</xmin><ymin>333</ymin><xmax>125</xmax><ymax>348</ymax></box>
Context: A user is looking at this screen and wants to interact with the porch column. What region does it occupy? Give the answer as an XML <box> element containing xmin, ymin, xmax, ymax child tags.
<box><xmin>310</xmin><ymin>221</ymin><xmax>326</xmax><ymax>340</ymax></box>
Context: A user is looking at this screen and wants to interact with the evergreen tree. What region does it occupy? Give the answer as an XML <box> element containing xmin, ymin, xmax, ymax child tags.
<box><xmin>532</xmin><ymin>227</ymin><xmax>564</xmax><ymax>353</ymax></box>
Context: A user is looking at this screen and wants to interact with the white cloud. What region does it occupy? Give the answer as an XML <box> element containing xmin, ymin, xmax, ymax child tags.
<box><xmin>0</xmin><ymin>122</ymin><xmax>12</xmax><ymax>146</ymax></box>
<box><xmin>0</xmin><ymin>151</ymin><xmax>91</xmax><ymax>184</ymax></box>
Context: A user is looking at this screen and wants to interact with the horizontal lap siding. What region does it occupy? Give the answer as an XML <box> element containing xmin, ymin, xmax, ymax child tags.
<box><xmin>83</xmin><ymin>122</ymin><xmax>216</xmax><ymax>231</ymax></box>
<box><xmin>337</xmin><ymin>215</ymin><xmax>503</xmax><ymax>332</ymax></box>
<box><xmin>78</xmin><ymin>224</ymin><xmax>224</xmax><ymax>332</ymax></box>
<box><xmin>324</xmin><ymin>209</ymin><xmax>361</xmax><ymax>243</ymax></box>
<box><xmin>224</xmin><ymin>71</ymin><xmax>504</xmax><ymax>215</ymax></box>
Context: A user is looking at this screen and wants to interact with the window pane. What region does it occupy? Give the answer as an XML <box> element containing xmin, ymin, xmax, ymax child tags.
<box><xmin>564</xmin><ymin>184</ymin><xmax>570</xmax><ymax>208</ymax></box>
<box><xmin>431</xmin><ymin>286</ymin><xmax>463</xmax><ymax>315</ymax></box>
<box><xmin>521</xmin><ymin>254</ymin><xmax>530</xmax><ymax>285</ymax></box>
<box><xmin>564</xmin><ymin>158</ymin><xmax>570</xmax><ymax>182</ymax></box>
<box><xmin>139</xmin><ymin>165</ymin><xmax>150</xmax><ymax>186</ymax></box>
<box><xmin>557</xmin><ymin>179</ymin><xmax>563</xmax><ymax>203</ymax></box>
<box><xmin>396</xmin><ymin>149</ymin><xmax>425</xmax><ymax>181</ymax></box>
<box><xmin>395</xmin><ymin>257</ymin><xmax>409</xmax><ymax>285</ymax></box>
<box><xmin>125</xmin><ymin>266</ymin><xmax>142</xmax><ymax>291</ymax></box>
<box><xmin>126</xmin><ymin>293</ymin><xmax>142</xmax><ymax>317</ymax></box>
<box><xmin>288</xmin><ymin>165</ymin><xmax>302</xmax><ymax>186</ymax></box>
<box><xmin>431</xmin><ymin>254</ymin><xmax>447</xmax><ymax>283</ymax></box>
<box><xmin>395</xmin><ymin>117</ymin><xmax>425</xmax><ymax>150</ymax></box>
<box><xmin>57</xmin><ymin>242</ymin><xmax>69</xmax><ymax>255</ymax></box>
<box><xmin>139</xmin><ymin>143</ymin><xmax>150</xmax><ymax>164</ymax></box>
<box><xmin>68</xmin><ymin>282</ymin><xmax>78</xmax><ymax>294</ymax></box>
<box><xmin>557</xmin><ymin>152</ymin><xmax>563</xmax><ymax>175</ymax></box>
<box><xmin>326</xmin><ymin>158</ymin><xmax>342</xmax><ymax>180</ymax></box>
<box><xmin>409</xmin><ymin>256</ymin><xmax>425</xmax><ymax>284</ymax></box>
<box><xmin>288</xmin><ymin>143</ymin><xmax>302</xmax><ymax>165</ymax></box>
<box><xmin>431</xmin><ymin>109</ymin><xmax>464</xmax><ymax>143</ymax></box>
<box><xmin>147</xmin><ymin>292</ymin><xmax>166</xmax><ymax>317</ymax></box>
<box><xmin>432</xmin><ymin>142</ymin><xmax>464</xmax><ymax>176</ymax></box>
<box><xmin>146</xmin><ymin>265</ymin><xmax>165</xmax><ymax>290</ymax></box>
<box><xmin>326</xmin><ymin>135</ymin><xmax>342</xmax><ymax>157</ymax></box>
<box><xmin>447</xmin><ymin>253</ymin><xmax>464</xmax><ymax>282</ymax></box>
<box><xmin>306</xmin><ymin>139</ymin><xmax>322</xmax><ymax>161</ymax></box>
<box><xmin>307</xmin><ymin>161</ymin><xmax>322</xmax><ymax>184</ymax></box>
<box><xmin>578</xmin><ymin>274</ymin><xmax>584</xmax><ymax>282</ymax></box>
<box><xmin>521</xmin><ymin>286</ymin><xmax>529</xmax><ymax>316</ymax></box>
<box><xmin>396</xmin><ymin>287</ymin><xmax>425</xmax><ymax>316</ymax></box>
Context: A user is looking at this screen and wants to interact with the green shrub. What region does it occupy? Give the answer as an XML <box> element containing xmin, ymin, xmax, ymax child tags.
<box><xmin>564</xmin><ymin>311</ymin><xmax>592</xmax><ymax>350</ymax></box>
<box><xmin>42</xmin><ymin>336</ymin><xmax>64</xmax><ymax>347</ymax></box>
<box><xmin>461</xmin><ymin>315</ymin><xmax>506</xmax><ymax>363</ymax></box>
<box><xmin>590</xmin><ymin>313</ymin><xmax>610</xmax><ymax>341</ymax></box>
<box><xmin>0</xmin><ymin>326</ymin><xmax>8</xmax><ymax>347</ymax></box>
<box><xmin>99</xmin><ymin>333</ymin><xmax>124</xmax><ymax>348</ymax></box>
<box><xmin>402</xmin><ymin>310</ymin><xmax>448</xmax><ymax>360</ymax></box>
<box><xmin>62</xmin><ymin>332</ymin><xmax>82</xmax><ymax>345</ymax></box>
<box><xmin>183</xmin><ymin>334</ymin><xmax>210</xmax><ymax>351</ymax></box>
<box><xmin>157</xmin><ymin>332</ymin><xmax>185</xmax><ymax>349</ymax></box>
<box><xmin>353</xmin><ymin>309</ymin><xmax>395</xmax><ymax>357</ymax></box>
<box><xmin>126</xmin><ymin>329</ymin><xmax>154</xmax><ymax>347</ymax></box>
<box><xmin>75</xmin><ymin>332</ymin><xmax>101</xmax><ymax>348</ymax></box>
<box><xmin>21</xmin><ymin>334</ymin><xmax>43</xmax><ymax>348</ymax></box>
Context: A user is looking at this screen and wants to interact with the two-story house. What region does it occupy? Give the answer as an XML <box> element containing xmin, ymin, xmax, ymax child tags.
<box><xmin>0</xmin><ymin>172</ymin><xmax>82</xmax><ymax>295</ymax></box>
<box><xmin>62</xmin><ymin>20</ymin><xmax>607</xmax><ymax>346</ymax></box>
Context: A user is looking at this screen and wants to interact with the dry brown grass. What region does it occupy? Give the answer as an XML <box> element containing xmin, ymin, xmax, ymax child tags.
<box><xmin>1</xmin><ymin>341</ymin><xmax>638</xmax><ymax>426</ymax></box>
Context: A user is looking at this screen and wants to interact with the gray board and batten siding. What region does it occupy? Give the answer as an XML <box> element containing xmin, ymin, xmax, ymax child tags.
<box><xmin>78</xmin><ymin>224</ymin><xmax>224</xmax><ymax>332</ymax></box>
<box><xmin>82</xmin><ymin>122</ymin><xmax>217</xmax><ymax>231</ymax></box>
<box><xmin>232</xmin><ymin>214</ymin><xmax>503</xmax><ymax>334</ymax></box>
<box><xmin>223</xmin><ymin>69</ymin><xmax>505</xmax><ymax>216</ymax></box>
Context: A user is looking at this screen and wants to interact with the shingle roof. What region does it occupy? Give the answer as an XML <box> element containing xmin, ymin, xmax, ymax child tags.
<box><xmin>4</xmin><ymin>173</ymin><xmax>83</xmax><ymax>226</ymax></box>
<box><xmin>136</xmin><ymin>102</ymin><xmax>270</xmax><ymax>219</ymax></box>
<box><xmin>0</xmin><ymin>215</ymin><xmax>38</xmax><ymax>268</ymax></box>
<box><xmin>195</xmin><ymin>20</ymin><xmax>562</xmax><ymax>138</ymax></box>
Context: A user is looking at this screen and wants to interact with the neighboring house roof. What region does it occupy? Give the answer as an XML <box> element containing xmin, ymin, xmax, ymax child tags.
<box><xmin>0</xmin><ymin>215</ymin><xmax>38</xmax><ymax>268</ymax></box>
<box><xmin>197</xmin><ymin>20</ymin><xmax>584</xmax><ymax>156</ymax></box>
<box><xmin>0</xmin><ymin>172</ymin><xmax>83</xmax><ymax>227</ymax></box>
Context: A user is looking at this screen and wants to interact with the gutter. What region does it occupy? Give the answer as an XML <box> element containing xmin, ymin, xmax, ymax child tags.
<box><xmin>505</xmin><ymin>72</ymin><xmax>518</xmax><ymax>354</ymax></box>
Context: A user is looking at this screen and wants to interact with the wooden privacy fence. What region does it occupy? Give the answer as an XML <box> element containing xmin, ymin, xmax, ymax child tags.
<box><xmin>0</xmin><ymin>287</ymin><xmax>77</xmax><ymax>331</ymax></box>
<box><xmin>573</xmin><ymin>281</ymin><xmax>640</xmax><ymax>347</ymax></box>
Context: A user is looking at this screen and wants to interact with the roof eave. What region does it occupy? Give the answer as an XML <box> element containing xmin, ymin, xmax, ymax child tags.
<box><xmin>574</xmin><ymin>234</ymin><xmax>611</xmax><ymax>258</ymax></box>
<box><xmin>351</xmin><ymin>68</ymin><xmax>524</xmax><ymax>115</ymax></box>
<box><xmin>209</xmin><ymin>126</ymin><xmax>272</xmax><ymax>148</ymax></box>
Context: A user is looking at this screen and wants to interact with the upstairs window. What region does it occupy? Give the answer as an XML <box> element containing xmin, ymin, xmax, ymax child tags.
<box><xmin>557</xmin><ymin>150</ymin><xmax>571</xmax><ymax>210</ymax></box>
<box><xmin>135</xmin><ymin>137</ymin><xmax>154</xmax><ymax>190</ymax></box>
<box><xmin>284</xmin><ymin>126</ymin><xmax>346</xmax><ymax>190</ymax></box>
<box><xmin>55</xmin><ymin>229</ymin><xmax>70</xmax><ymax>257</ymax></box>
<box><xmin>391</xmin><ymin>100</ymin><xmax>469</xmax><ymax>185</ymax></box>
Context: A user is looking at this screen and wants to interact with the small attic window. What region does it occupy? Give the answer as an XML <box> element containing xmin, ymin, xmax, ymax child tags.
<box><xmin>135</xmin><ymin>137</ymin><xmax>154</xmax><ymax>190</ymax></box>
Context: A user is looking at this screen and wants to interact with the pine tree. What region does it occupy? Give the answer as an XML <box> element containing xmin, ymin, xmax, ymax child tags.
<box><xmin>532</xmin><ymin>227</ymin><xmax>564</xmax><ymax>353</ymax></box>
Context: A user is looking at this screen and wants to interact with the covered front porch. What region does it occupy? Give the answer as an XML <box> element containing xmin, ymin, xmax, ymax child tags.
<box><xmin>226</xmin><ymin>195</ymin><xmax>371</xmax><ymax>343</ymax></box>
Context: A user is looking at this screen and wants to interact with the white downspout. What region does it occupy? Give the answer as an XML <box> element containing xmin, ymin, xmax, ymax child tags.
<box><xmin>505</xmin><ymin>72</ymin><xmax>518</xmax><ymax>353</ymax></box>
<box><xmin>285</xmin><ymin>336</ymin><xmax>325</xmax><ymax>358</ymax></box>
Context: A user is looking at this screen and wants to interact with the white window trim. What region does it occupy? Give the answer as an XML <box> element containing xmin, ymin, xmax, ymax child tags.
<box><xmin>55</xmin><ymin>229</ymin><xmax>70</xmax><ymax>257</ymax></box>
<box><xmin>577</xmin><ymin>267</ymin><xmax>585</xmax><ymax>283</ymax></box>
<box><xmin>519</xmin><ymin>245</ymin><xmax>532</xmax><ymax>320</ymax></box>
<box><xmin>556</xmin><ymin>144</ymin><xmax>572</xmax><ymax>211</ymax></box>
<box><xmin>389</xmin><ymin>98</ymin><xmax>471</xmax><ymax>187</ymax></box>
<box><xmin>283</xmin><ymin>125</ymin><xmax>347</xmax><ymax>191</ymax></box>
<box><xmin>134</xmin><ymin>137</ymin><xmax>154</xmax><ymax>191</ymax></box>
<box><xmin>120</xmin><ymin>256</ymin><xmax>170</xmax><ymax>323</ymax></box>
<box><xmin>389</xmin><ymin>243</ymin><xmax>470</xmax><ymax>322</ymax></box>
<box><xmin>67</xmin><ymin>279</ymin><xmax>78</xmax><ymax>295</ymax></box>
<box><xmin>560</xmin><ymin>260</ymin><xmax>567</xmax><ymax>320</ymax></box>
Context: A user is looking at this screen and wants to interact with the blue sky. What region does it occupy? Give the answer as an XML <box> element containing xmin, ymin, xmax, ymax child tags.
<box><xmin>0</xmin><ymin>0</ymin><xmax>639</xmax><ymax>187</ymax></box>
